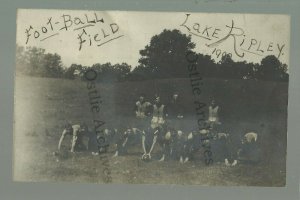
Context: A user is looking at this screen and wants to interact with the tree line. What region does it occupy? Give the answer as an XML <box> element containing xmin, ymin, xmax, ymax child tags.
<box><xmin>16</xmin><ymin>29</ymin><xmax>289</xmax><ymax>82</ymax></box>
<box><xmin>16</xmin><ymin>46</ymin><xmax>131</xmax><ymax>82</ymax></box>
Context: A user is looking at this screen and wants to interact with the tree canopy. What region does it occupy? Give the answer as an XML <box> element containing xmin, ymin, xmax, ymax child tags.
<box><xmin>16</xmin><ymin>29</ymin><xmax>289</xmax><ymax>82</ymax></box>
<box><xmin>136</xmin><ymin>29</ymin><xmax>196</xmax><ymax>79</ymax></box>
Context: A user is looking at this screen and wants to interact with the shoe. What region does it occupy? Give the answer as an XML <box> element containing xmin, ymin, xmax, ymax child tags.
<box><xmin>184</xmin><ymin>157</ymin><xmax>189</xmax><ymax>163</ymax></box>
<box><xmin>159</xmin><ymin>154</ymin><xmax>165</xmax><ymax>162</ymax></box>
<box><xmin>231</xmin><ymin>160</ymin><xmax>238</xmax><ymax>166</ymax></box>
<box><xmin>180</xmin><ymin>156</ymin><xmax>183</xmax><ymax>163</ymax></box>
<box><xmin>112</xmin><ymin>151</ymin><xmax>119</xmax><ymax>157</ymax></box>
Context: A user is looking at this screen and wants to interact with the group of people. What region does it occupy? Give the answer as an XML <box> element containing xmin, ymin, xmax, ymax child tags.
<box><xmin>56</xmin><ymin>92</ymin><xmax>261</xmax><ymax>166</ymax></box>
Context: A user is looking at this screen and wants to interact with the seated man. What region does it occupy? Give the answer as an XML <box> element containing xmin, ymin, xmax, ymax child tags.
<box><xmin>157</xmin><ymin>129</ymin><xmax>174</xmax><ymax>162</ymax></box>
<box><xmin>210</xmin><ymin>132</ymin><xmax>238</xmax><ymax>167</ymax></box>
<box><xmin>184</xmin><ymin>128</ymin><xmax>212</xmax><ymax>163</ymax></box>
<box><xmin>58</xmin><ymin>123</ymin><xmax>88</xmax><ymax>153</ymax></box>
<box><xmin>113</xmin><ymin>127</ymin><xmax>142</xmax><ymax>157</ymax></box>
<box><xmin>237</xmin><ymin>132</ymin><xmax>261</xmax><ymax>164</ymax></box>
<box><xmin>91</xmin><ymin>128</ymin><xmax>118</xmax><ymax>155</ymax></box>
<box><xmin>170</xmin><ymin>130</ymin><xmax>188</xmax><ymax>163</ymax></box>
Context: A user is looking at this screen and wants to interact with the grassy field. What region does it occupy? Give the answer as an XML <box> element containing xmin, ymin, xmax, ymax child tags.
<box><xmin>13</xmin><ymin>75</ymin><xmax>287</xmax><ymax>186</ymax></box>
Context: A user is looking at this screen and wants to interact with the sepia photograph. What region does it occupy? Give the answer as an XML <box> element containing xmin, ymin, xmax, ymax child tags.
<box><xmin>14</xmin><ymin>9</ymin><xmax>289</xmax><ymax>186</ymax></box>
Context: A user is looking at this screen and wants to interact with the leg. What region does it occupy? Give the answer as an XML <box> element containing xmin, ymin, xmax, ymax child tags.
<box><xmin>58</xmin><ymin>130</ymin><xmax>67</xmax><ymax>151</ymax></box>
<box><xmin>159</xmin><ymin>143</ymin><xmax>166</xmax><ymax>162</ymax></box>
<box><xmin>142</xmin><ymin>132</ymin><xmax>147</xmax><ymax>156</ymax></box>
<box><xmin>70</xmin><ymin>135</ymin><xmax>78</xmax><ymax>153</ymax></box>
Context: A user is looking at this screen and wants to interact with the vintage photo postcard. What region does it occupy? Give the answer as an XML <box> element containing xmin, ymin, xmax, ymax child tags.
<box><xmin>14</xmin><ymin>9</ymin><xmax>289</xmax><ymax>186</ymax></box>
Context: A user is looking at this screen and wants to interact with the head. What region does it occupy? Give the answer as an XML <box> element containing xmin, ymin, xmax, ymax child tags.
<box><xmin>241</xmin><ymin>136</ymin><xmax>250</xmax><ymax>144</ymax></box>
<box><xmin>65</xmin><ymin>123</ymin><xmax>72</xmax><ymax>129</ymax></box>
<box><xmin>177</xmin><ymin>130</ymin><xmax>183</xmax><ymax>137</ymax></box>
<box><xmin>125</xmin><ymin>127</ymin><xmax>132</xmax><ymax>135</ymax></box>
<box><xmin>154</xmin><ymin>96</ymin><xmax>161</xmax><ymax>105</ymax></box>
<box><xmin>103</xmin><ymin>128</ymin><xmax>110</xmax><ymax>135</ymax></box>
<box><xmin>79</xmin><ymin>123</ymin><xmax>88</xmax><ymax>133</ymax></box>
<box><xmin>139</xmin><ymin>94</ymin><xmax>145</xmax><ymax>102</ymax></box>
<box><xmin>64</xmin><ymin>123</ymin><xmax>73</xmax><ymax>133</ymax></box>
<box><xmin>165</xmin><ymin>131</ymin><xmax>172</xmax><ymax>140</ymax></box>
<box><xmin>210</xmin><ymin>99</ymin><xmax>216</xmax><ymax>107</ymax></box>
<box><xmin>199</xmin><ymin>128</ymin><xmax>209</xmax><ymax>135</ymax></box>
<box><xmin>132</xmin><ymin>128</ymin><xmax>139</xmax><ymax>134</ymax></box>
<box><xmin>241</xmin><ymin>132</ymin><xmax>258</xmax><ymax>144</ymax></box>
<box><xmin>202</xmin><ymin>139</ymin><xmax>210</xmax><ymax>146</ymax></box>
<box><xmin>172</xmin><ymin>92</ymin><xmax>179</xmax><ymax>100</ymax></box>
<box><xmin>217</xmin><ymin>133</ymin><xmax>229</xmax><ymax>141</ymax></box>
<box><xmin>113</xmin><ymin>128</ymin><xmax>118</xmax><ymax>133</ymax></box>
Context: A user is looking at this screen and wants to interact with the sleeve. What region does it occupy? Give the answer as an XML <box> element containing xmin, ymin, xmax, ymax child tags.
<box><xmin>71</xmin><ymin>129</ymin><xmax>79</xmax><ymax>152</ymax></box>
<box><xmin>164</xmin><ymin>105</ymin><xmax>168</xmax><ymax>117</ymax></box>
<box><xmin>148</xmin><ymin>105</ymin><xmax>154</xmax><ymax>116</ymax></box>
<box><xmin>134</xmin><ymin>102</ymin><xmax>138</xmax><ymax>112</ymax></box>
<box><xmin>178</xmin><ymin>102</ymin><xmax>184</xmax><ymax>116</ymax></box>
<box><xmin>145</xmin><ymin>102</ymin><xmax>152</xmax><ymax>116</ymax></box>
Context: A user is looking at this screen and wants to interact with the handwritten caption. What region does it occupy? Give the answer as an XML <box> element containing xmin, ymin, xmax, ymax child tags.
<box><xmin>24</xmin><ymin>12</ymin><xmax>124</xmax><ymax>50</ymax></box>
<box><xmin>180</xmin><ymin>14</ymin><xmax>286</xmax><ymax>60</ymax></box>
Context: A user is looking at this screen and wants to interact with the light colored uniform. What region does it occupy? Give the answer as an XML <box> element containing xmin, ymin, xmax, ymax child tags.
<box><xmin>208</xmin><ymin>105</ymin><xmax>219</xmax><ymax>123</ymax></box>
<box><xmin>151</xmin><ymin>104</ymin><xmax>166</xmax><ymax>129</ymax></box>
<box><xmin>135</xmin><ymin>101</ymin><xmax>151</xmax><ymax>131</ymax></box>
<box><xmin>208</xmin><ymin>105</ymin><xmax>221</xmax><ymax>130</ymax></box>
<box><xmin>135</xmin><ymin>101</ymin><xmax>151</xmax><ymax>119</ymax></box>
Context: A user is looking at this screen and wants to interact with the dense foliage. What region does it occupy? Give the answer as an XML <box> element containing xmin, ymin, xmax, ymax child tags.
<box><xmin>16</xmin><ymin>29</ymin><xmax>289</xmax><ymax>82</ymax></box>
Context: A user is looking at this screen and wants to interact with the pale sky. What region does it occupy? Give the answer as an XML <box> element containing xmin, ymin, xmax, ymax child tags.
<box><xmin>16</xmin><ymin>9</ymin><xmax>290</xmax><ymax>68</ymax></box>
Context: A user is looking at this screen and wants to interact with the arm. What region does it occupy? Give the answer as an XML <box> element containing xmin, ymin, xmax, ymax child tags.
<box><xmin>208</xmin><ymin>106</ymin><xmax>212</xmax><ymax>120</ymax></box>
<box><xmin>178</xmin><ymin>102</ymin><xmax>184</xmax><ymax>118</ymax></box>
<box><xmin>122</xmin><ymin>137</ymin><xmax>128</xmax><ymax>147</ymax></box>
<box><xmin>147</xmin><ymin>102</ymin><xmax>152</xmax><ymax>116</ymax></box>
<box><xmin>148</xmin><ymin>129</ymin><xmax>159</xmax><ymax>156</ymax></box>
<box><xmin>142</xmin><ymin>133</ymin><xmax>147</xmax><ymax>155</ymax></box>
<box><xmin>134</xmin><ymin>102</ymin><xmax>138</xmax><ymax>112</ymax></box>
<box><xmin>148</xmin><ymin>135</ymin><xmax>158</xmax><ymax>156</ymax></box>
<box><xmin>58</xmin><ymin>129</ymin><xmax>67</xmax><ymax>150</ymax></box>
<box><xmin>70</xmin><ymin>129</ymin><xmax>79</xmax><ymax>153</ymax></box>
<box><xmin>165</xmin><ymin>105</ymin><xmax>168</xmax><ymax>118</ymax></box>
<box><xmin>216</xmin><ymin>106</ymin><xmax>221</xmax><ymax>123</ymax></box>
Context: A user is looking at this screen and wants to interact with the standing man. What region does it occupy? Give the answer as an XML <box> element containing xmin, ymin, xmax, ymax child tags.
<box><xmin>165</xmin><ymin>92</ymin><xmax>185</xmax><ymax>161</ymax></box>
<box><xmin>142</xmin><ymin>96</ymin><xmax>169</xmax><ymax>161</ymax></box>
<box><xmin>135</xmin><ymin>94</ymin><xmax>152</xmax><ymax>131</ymax></box>
<box><xmin>112</xmin><ymin>127</ymin><xmax>143</xmax><ymax>157</ymax></box>
<box><xmin>58</xmin><ymin>123</ymin><xmax>88</xmax><ymax>153</ymax></box>
<box><xmin>150</xmin><ymin>96</ymin><xmax>167</xmax><ymax>130</ymax></box>
<box><xmin>168</xmin><ymin>92</ymin><xmax>184</xmax><ymax>118</ymax></box>
<box><xmin>207</xmin><ymin>99</ymin><xmax>221</xmax><ymax>131</ymax></box>
<box><xmin>167</xmin><ymin>92</ymin><xmax>184</xmax><ymax>138</ymax></box>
